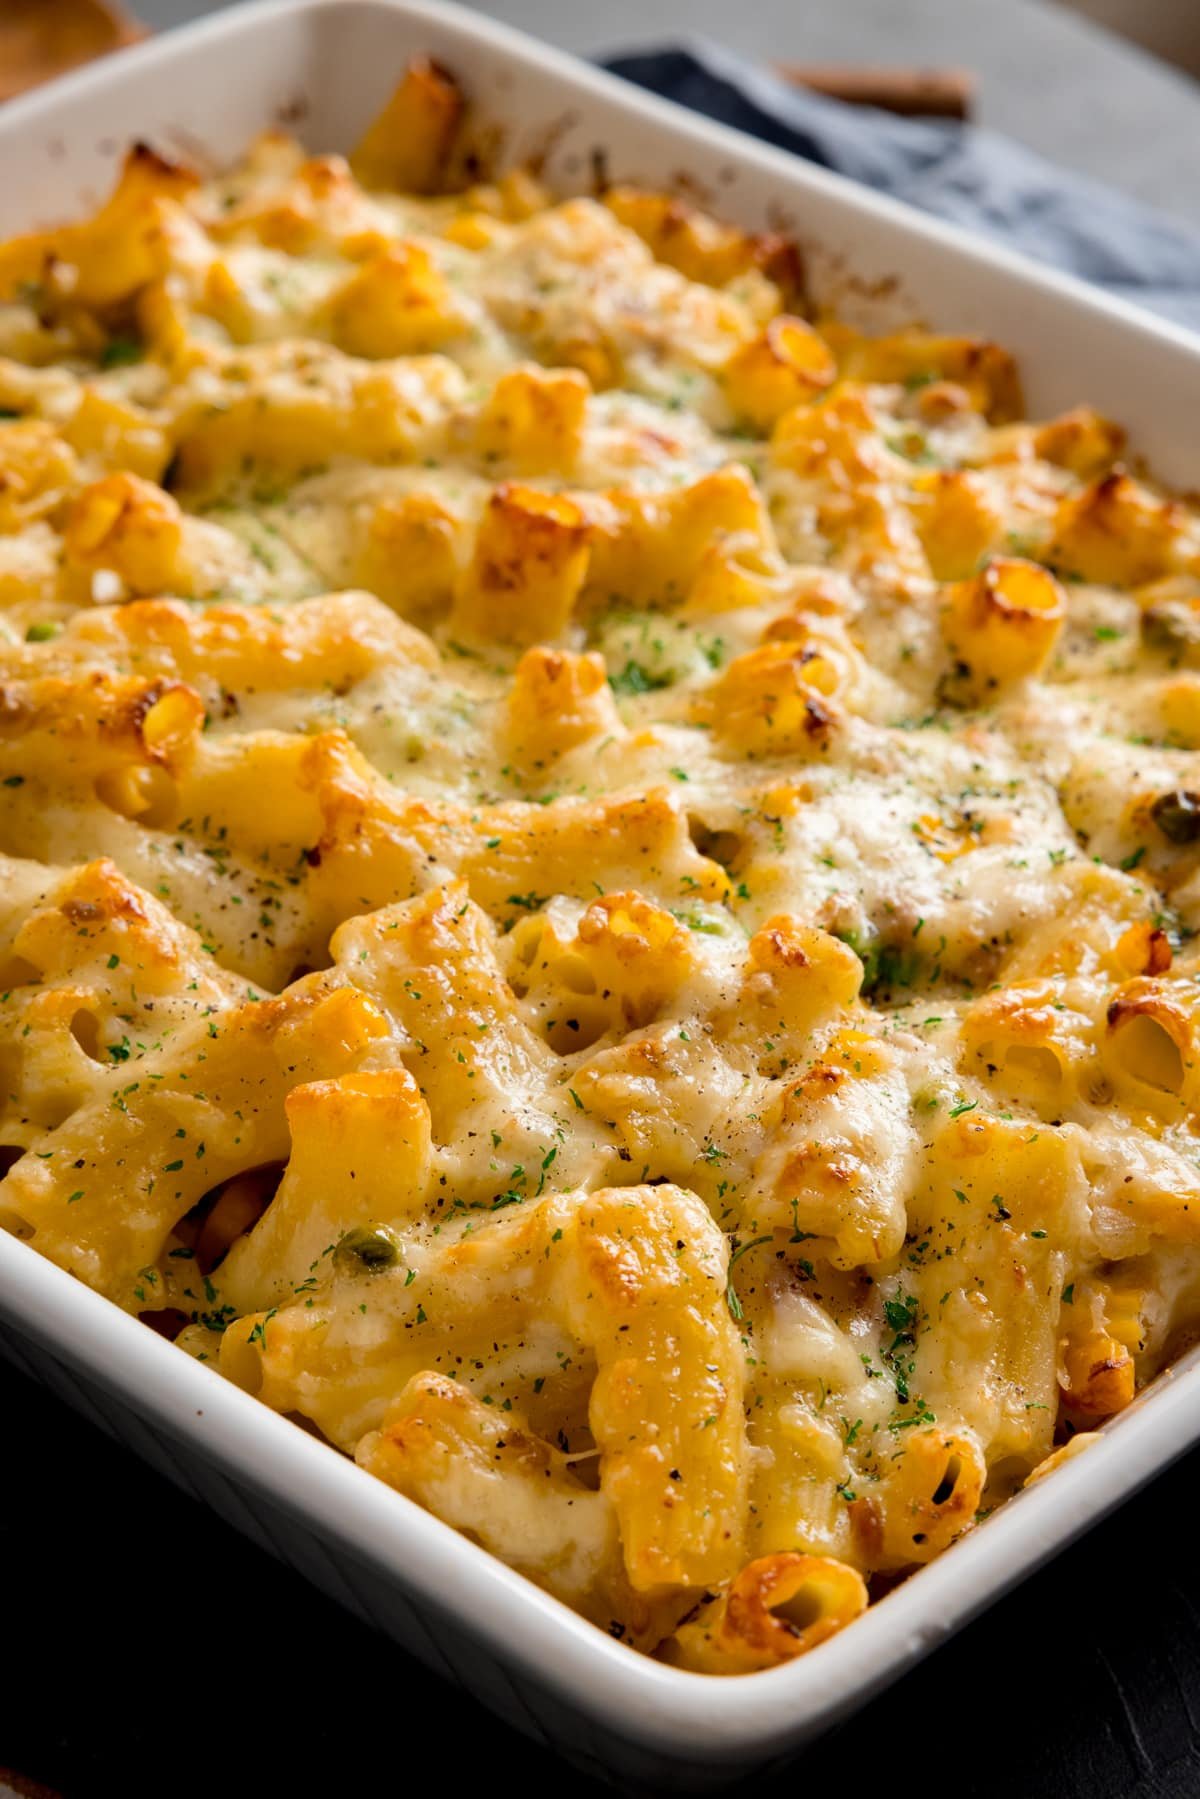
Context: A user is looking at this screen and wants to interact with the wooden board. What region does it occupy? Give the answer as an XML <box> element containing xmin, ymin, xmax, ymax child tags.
<box><xmin>0</xmin><ymin>0</ymin><xmax>143</xmax><ymax>102</ymax></box>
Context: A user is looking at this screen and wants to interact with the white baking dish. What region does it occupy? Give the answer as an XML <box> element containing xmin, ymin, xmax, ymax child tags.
<box><xmin>3</xmin><ymin>1</ymin><xmax>1200</xmax><ymax>1784</ymax></box>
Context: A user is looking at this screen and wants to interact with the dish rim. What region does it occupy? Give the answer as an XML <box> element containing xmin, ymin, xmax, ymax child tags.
<box><xmin>1</xmin><ymin>0</ymin><xmax>1199</xmax><ymax>1767</ymax></box>
<box><xmin>5</xmin><ymin>0</ymin><xmax>1200</xmax><ymax>365</ymax></box>
<box><xmin>8</xmin><ymin>1219</ymin><xmax>1200</xmax><ymax>1763</ymax></box>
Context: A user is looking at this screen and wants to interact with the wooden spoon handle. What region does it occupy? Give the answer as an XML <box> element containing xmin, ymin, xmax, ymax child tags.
<box><xmin>0</xmin><ymin>0</ymin><xmax>144</xmax><ymax>102</ymax></box>
<box><xmin>777</xmin><ymin>62</ymin><xmax>975</xmax><ymax>119</ymax></box>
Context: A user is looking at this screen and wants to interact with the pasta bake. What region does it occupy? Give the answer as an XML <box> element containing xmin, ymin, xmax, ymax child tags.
<box><xmin>2</xmin><ymin>57</ymin><xmax>1199</xmax><ymax>1673</ymax></box>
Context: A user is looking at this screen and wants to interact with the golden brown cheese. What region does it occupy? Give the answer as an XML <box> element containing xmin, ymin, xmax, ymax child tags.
<box><xmin>3</xmin><ymin>60</ymin><xmax>1200</xmax><ymax>1675</ymax></box>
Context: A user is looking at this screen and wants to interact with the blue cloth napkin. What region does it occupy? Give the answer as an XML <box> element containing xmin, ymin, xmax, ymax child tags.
<box><xmin>601</xmin><ymin>41</ymin><xmax>1200</xmax><ymax>334</ymax></box>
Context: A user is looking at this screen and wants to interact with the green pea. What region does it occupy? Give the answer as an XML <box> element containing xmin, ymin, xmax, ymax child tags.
<box><xmin>100</xmin><ymin>337</ymin><xmax>143</xmax><ymax>369</ymax></box>
<box><xmin>334</xmin><ymin>1226</ymin><xmax>400</xmax><ymax>1274</ymax></box>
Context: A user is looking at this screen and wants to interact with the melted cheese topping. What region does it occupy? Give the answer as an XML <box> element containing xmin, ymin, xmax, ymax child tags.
<box><xmin>4</xmin><ymin>60</ymin><xmax>1200</xmax><ymax>1674</ymax></box>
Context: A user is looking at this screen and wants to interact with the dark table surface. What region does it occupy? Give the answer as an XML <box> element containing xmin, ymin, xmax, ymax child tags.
<box><xmin>5</xmin><ymin>8</ymin><xmax>1200</xmax><ymax>1796</ymax></box>
<box><xmin>5</xmin><ymin>1349</ymin><xmax>1200</xmax><ymax>1799</ymax></box>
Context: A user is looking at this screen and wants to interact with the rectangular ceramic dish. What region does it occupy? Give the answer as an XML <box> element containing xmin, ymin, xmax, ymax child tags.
<box><xmin>3</xmin><ymin>2</ymin><xmax>1200</xmax><ymax>1785</ymax></box>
